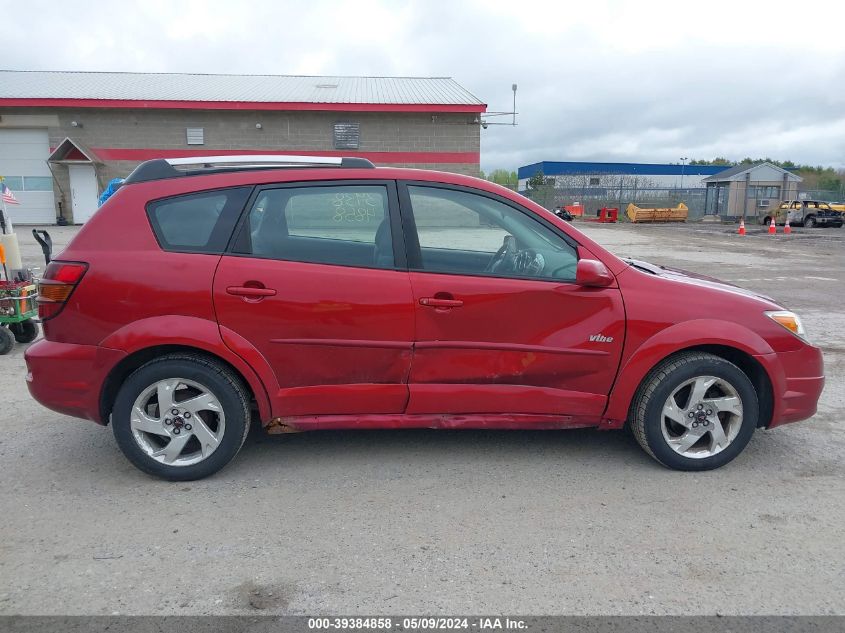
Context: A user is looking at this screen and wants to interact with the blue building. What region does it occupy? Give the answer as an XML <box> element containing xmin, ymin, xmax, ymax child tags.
<box><xmin>518</xmin><ymin>161</ymin><xmax>729</xmax><ymax>192</ymax></box>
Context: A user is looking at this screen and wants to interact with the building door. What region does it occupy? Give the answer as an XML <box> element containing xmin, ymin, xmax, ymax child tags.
<box><xmin>0</xmin><ymin>128</ymin><xmax>56</xmax><ymax>225</ymax></box>
<box><xmin>715</xmin><ymin>184</ymin><xmax>729</xmax><ymax>215</ymax></box>
<box><xmin>68</xmin><ymin>164</ymin><xmax>99</xmax><ymax>224</ymax></box>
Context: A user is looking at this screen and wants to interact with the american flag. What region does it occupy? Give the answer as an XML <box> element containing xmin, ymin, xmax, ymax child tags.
<box><xmin>1</xmin><ymin>182</ymin><xmax>19</xmax><ymax>205</ymax></box>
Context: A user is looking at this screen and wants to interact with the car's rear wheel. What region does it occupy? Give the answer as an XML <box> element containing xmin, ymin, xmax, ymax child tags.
<box><xmin>763</xmin><ymin>216</ymin><xmax>773</xmax><ymax>226</ymax></box>
<box><xmin>112</xmin><ymin>353</ymin><xmax>251</xmax><ymax>480</ymax></box>
<box><xmin>630</xmin><ymin>352</ymin><xmax>758</xmax><ymax>471</ymax></box>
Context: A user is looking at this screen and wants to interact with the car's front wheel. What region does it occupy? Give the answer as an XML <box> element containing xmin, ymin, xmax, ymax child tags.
<box><xmin>630</xmin><ymin>352</ymin><xmax>758</xmax><ymax>471</ymax></box>
<box><xmin>112</xmin><ymin>353</ymin><xmax>251</xmax><ymax>480</ymax></box>
<box><xmin>804</xmin><ymin>215</ymin><xmax>816</xmax><ymax>228</ymax></box>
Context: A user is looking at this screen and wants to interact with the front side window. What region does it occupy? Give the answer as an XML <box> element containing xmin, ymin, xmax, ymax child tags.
<box><xmin>147</xmin><ymin>187</ymin><xmax>251</xmax><ymax>253</ymax></box>
<box><xmin>236</xmin><ymin>184</ymin><xmax>393</xmax><ymax>269</ymax></box>
<box><xmin>406</xmin><ymin>185</ymin><xmax>578</xmax><ymax>281</ymax></box>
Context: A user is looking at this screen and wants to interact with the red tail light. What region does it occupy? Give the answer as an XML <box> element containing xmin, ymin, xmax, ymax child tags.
<box><xmin>37</xmin><ymin>261</ymin><xmax>88</xmax><ymax>320</ymax></box>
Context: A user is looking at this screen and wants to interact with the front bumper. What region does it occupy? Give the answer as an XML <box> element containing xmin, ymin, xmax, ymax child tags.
<box><xmin>815</xmin><ymin>213</ymin><xmax>843</xmax><ymax>225</ymax></box>
<box><xmin>25</xmin><ymin>340</ymin><xmax>126</xmax><ymax>424</ymax></box>
<box><xmin>755</xmin><ymin>344</ymin><xmax>825</xmax><ymax>428</ymax></box>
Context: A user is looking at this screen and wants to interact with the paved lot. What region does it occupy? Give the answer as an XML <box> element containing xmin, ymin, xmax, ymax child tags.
<box><xmin>1</xmin><ymin>222</ymin><xmax>843</xmax><ymax>615</ymax></box>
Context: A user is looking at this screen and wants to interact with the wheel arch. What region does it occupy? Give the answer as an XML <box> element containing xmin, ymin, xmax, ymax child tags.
<box><xmin>624</xmin><ymin>344</ymin><xmax>774</xmax><ymax>429</ymax></box>
<box><xmin>604</xmin><ymin>320</ymin><xmax>776</xmax><ymax>428</ymax></box>
<box><xmin>99</xmin><ymin>344</ymin><xmax>271</xmax><ymax>425</ymax></box>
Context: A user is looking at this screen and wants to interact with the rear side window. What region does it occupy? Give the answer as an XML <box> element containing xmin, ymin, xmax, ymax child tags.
<box><xmin>147</xmin><ymin>187</ymin><xmax>251</xmax><ymax>253</ymax></box>
<box><xmin>234</xmin><ymin>184</ymin><xmax>394</xmax><ymax>269</ymax></box>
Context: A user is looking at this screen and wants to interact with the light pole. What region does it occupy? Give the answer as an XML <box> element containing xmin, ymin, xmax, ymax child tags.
<box><xmin>680</xmin><ymin>157</ymin><xmax>688</xmax><ymax>189</ymax></box>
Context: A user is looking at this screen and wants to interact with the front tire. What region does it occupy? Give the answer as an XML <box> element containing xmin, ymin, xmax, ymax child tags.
<box><xmin>804</xmin><ymin>215</ymin><xmax>816</xmax><ymax>228</ymax></box>
<box><xmin>112</xmin><ymin>353</ymin><xmax>251</xmax><ymax>481</ymax></box>
<box><xmin>630</xmin><ymin>352</ymin><xmax>758</xmax><ymax>471</ymax></box>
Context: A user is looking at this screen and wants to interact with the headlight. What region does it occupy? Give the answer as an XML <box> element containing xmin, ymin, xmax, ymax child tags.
<box><xmin>765</xmin><ymin>310</ymin><xmax>807</xmax><ymax>341</ymax></box>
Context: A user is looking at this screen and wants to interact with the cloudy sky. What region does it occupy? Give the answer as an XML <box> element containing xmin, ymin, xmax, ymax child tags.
<box><xmin>4</xmin><ymin>0</ymin><xmax>844</xmax><ymax>171</ymax></box>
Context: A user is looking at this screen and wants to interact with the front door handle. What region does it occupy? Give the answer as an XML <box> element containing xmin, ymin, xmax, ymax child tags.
<box><xmin>419</xmin><ymin>297</ymin><xmax>463</xmax><ymax>308</ymax></box>
<box><xmin>226</xmin><ymin>285</ymin><xmax>277</xmax><ymax>298</ymax></box>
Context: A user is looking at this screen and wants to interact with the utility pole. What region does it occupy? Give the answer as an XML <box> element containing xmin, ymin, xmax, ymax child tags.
<box><xmin>680</xmin><ymin>157</ymin><xmax>688</xmax><ymax>189</ymax></box>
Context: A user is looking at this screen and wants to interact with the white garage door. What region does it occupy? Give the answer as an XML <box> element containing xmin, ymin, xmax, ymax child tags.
<box><xmin>0</xmin><ymin>128</ymin><xmax>56</xmax><ymax>225</ymax></box>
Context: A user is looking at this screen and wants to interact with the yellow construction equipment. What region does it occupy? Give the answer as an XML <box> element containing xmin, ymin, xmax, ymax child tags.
<box><xmin>626</xmin><ymin>202</ymin><xmax>688</xmax><ymax>223</ymax></box>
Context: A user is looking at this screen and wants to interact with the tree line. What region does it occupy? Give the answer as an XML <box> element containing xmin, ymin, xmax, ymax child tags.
<box><xmin>689</xmin><ymin>157</ymin><xmax>844</xmax><ymax>192</ymax></box>
<box><xmin>482</xmin><ymin>160</ymin><xmax>844</xmax><ymax>193</ymax></box>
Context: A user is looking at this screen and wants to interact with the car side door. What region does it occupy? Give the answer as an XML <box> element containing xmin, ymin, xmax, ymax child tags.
<box><xmin>213</xmin><ymin>180</ymin><xmax>414</xmax><ymax>417</ymax></box>
<box><xmin>397</xmin><ymin>182</ymin><xmax>625</xmax><ymax>424</ymax></box>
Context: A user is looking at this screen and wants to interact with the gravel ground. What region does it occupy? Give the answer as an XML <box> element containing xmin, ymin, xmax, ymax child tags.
<box><xmin>0</xmin><ymin>221</ymin><xmax>843</xmax><ymax>616</ymax></box>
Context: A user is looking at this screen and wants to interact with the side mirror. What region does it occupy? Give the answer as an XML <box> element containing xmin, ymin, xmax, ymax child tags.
<box><xmin>576</xmin><ymin>259</ymin><xmax>614</xmax><ymax>287</ymax></box>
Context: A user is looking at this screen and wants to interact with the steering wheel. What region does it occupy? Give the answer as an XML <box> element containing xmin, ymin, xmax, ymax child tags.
<box><xmin>485</xmin><ymin>235</ymin><xmax>546</xmax><ymax>277</ymax></box>
<box><xmin>486</xmin><ymin>235</ymin><xmax>517</xmax><ymax>273</ymax></box>
<box><xmin>513</xmin><ymin>249</ymin><xmax>545</xmax><ymax>276</ymax></box>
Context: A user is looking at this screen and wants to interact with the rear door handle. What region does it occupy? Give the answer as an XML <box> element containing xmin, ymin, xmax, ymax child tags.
<box><xmin>419</xmin><ymin>297</ymin><xmax>463</xmax><ymax>308</ymax></box>
<box><xmin>227</xmin><ymin>285</ymin><xmax>277</xmax><ymax>298</ymax></box>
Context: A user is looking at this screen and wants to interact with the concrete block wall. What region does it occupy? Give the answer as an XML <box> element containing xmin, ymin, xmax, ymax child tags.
<box><xmin>3</xmin><ymin>107</ymin><xmax>482</xmax><ymax>222</ymax></box>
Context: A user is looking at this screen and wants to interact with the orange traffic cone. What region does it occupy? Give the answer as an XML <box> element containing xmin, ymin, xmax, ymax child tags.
<box><xmin>738</xmin><ymin>218</ymin><xmax>746</xmax><ymax>235</ymax></box>
<box><xmin>784</xmin><ymin>219</ymin><xmax>792</xmax><ymax>234</ymax></box>
<box><xmin>768</xmin><ymin>220</ymin><xmax>777</xmax><ymax>235</ymax></box>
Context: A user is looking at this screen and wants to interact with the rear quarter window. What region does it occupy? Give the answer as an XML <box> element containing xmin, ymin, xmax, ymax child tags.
<box><xmin>146</xmin><ymin>187</ymin><xmax>251</xmax><ymax>253</ymax></box>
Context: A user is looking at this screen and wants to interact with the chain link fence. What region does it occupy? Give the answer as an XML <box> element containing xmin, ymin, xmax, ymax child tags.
<box><xmin>799</xmin><ymin>189</ymin><xmax>844</xmax><ymax>202</ymax></box>
<box><xmin>523</xmin><ymin>186</ymin><xmax>708</xmax><ymax>219</ymax></box>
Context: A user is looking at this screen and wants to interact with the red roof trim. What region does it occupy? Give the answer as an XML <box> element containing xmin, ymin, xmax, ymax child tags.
<box><xmin>90</xmin><ymin>147</ymin><xmax>479</xmax><ymax>164</ymax></box>
<box><xmin>0</xmin><ymin>98</ymin><xmax>486</xmax><ymax>113</ymax></box>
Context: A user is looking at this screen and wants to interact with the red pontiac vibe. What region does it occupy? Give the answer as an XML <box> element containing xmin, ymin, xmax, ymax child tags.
<box><xmin>25</xmin><ymin>156</ymin><xmax>825</xmax><ymax>480</ymax></box>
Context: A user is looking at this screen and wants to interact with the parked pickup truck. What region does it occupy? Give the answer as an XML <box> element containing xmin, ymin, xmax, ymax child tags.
<box><xmin>762</xmin><ymin>200</ymin><xmax>843</xmax><ymax>228</ymax></box>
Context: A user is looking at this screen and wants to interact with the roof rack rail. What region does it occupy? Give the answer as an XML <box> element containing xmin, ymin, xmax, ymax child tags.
<box><xmin>123</xmin><ymin>154</ymin><xmax>376</xmax><ymax>185</ymax></box>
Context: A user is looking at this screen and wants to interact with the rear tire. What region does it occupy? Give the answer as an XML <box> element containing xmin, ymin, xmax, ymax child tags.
<box><xmin>111</xmin><ymin>353</ymin><xmax>251</xmax><ymax>481</ymax></box>
<box><xmin>630</xmin><ymin>352</ymin><xmax>758</xmax><ymax>471</ymax></box>
<box><xmin>9</xmin><ymin>319</ymin><xmax>38</xmax><ymax>343</ymax></box>
<box><xmin>0</xmin><ymin>326</ymin><xmax>13</xmax><ymax>355</ymax></box>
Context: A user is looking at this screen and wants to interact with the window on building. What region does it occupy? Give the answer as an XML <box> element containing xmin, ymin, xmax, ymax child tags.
<box><xmin>2</xmin><ymin>177</ymin><xmax>23</xmax><ymax>191</ymax></box>
<box><xmin>186</xmin><ymin>128</ymin><xmax>205</xmax><ymax>145</ymax></box>
<box><xmin>747</xmin><ymin>185</ymin><xmax>781</xmax><ymax>198</ymax></box>
<box><xmin>589</xmin><ymin>177</ymin><xmax>600</xmax><ymax>186</ymax></box>
<box><xmin>23</xmin><ymin>176</ymin><xmax>53</xmax><ymax>191</ymax></box>
<box><xmin>1</xmin><ymin>176</ymin><xmax>54</xmax><ymax>192</ymax></box>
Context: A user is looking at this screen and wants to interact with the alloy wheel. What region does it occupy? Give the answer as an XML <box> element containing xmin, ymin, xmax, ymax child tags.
<box><xmin>660</xmin><ymin>375</ymin><xmax>743</xmax><ymax>459</ymax></box>
<box><xmin>130</xmin><ymin>378</ymin><xmax>226</xmax><ymax>466</ymax></box>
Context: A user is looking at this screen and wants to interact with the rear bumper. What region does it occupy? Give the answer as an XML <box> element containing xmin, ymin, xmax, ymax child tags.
<box><xmin>755</xmin><ymin>344</ymin><xmax>825</xmax><ymax>428</ymax></box>
<box><xmin>25</xmin><ymin>340</ymin><xmax>126</xmax><ymax>425</ymax></box>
